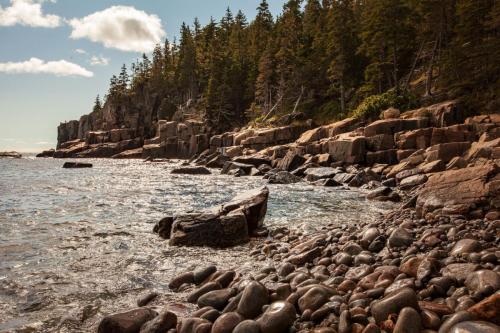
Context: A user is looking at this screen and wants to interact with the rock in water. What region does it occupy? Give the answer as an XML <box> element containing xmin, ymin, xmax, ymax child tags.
<box><xmin>0</xmin><ymin>151</ymin><xmax>22</xmax><ymax>158</ymax></box>
<box><xmin>169</xmin><ymin>211</ymin><xmax>249</xmax><ymax>247</ymax></box>
<box><xmin>267</xmin><ymin>171</ymin><xmax>302</xmax><ymax>184</ymax></box>
<box><xmin>221</xmin><ymin>186</ymin><xmax>269</xmax><ymax>233</ymax></box>
<box><xmin>97</xmin><ymin>308</ymin><xmax>157</xmax><ymax>333</ymax></box>
<box><xmin>62</xmin><ymin>162</ymin><xmax>92</xmax><ymax>168</ymax></box>
<box><xmin>170</xmin><ymin>166</ymin><xmax>211</xmax><ymax>175</ymax></box>
<box><xmin>162</xmin><ymin>187</ymin><xmax>269</xmax><ymax>247</ymax></box>
<box><xmin>139</xmin><ymin>310</ymin><xmax>177</xmax><ymax>333</ymax></box>
<box><xmin>36</xmin><ymin>149</ymin><xmax>55</xmax><ymax>158</ymax></box>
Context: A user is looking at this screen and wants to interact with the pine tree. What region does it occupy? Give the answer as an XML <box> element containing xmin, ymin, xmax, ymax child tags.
<box><xmin>176</xmin><ymin>23</ymin><xmax>198</xmax><ymax>102</ymax></box>
<box><xmin>118</xmin><ymin>64</ymin><xmax>129</xmax><ymax>93</ymax></box>
<box><xmin>327</xmin><ymin>0</ymin><xmax>361</xmax><ymax>114</ymax></box>
<box><xmin>359</xmin><ymin>0</ymin><xmax>416</xmax><ymax>94</ymax></box>
<box><xmin>274</xmin><ymin>0</ymin><xmax>304</xmax><ymax>112</ymax></box>
<box><xmin>93</xmin><ymin>95</ymin><xmax>102</xmax><ymax>113</ymax></box>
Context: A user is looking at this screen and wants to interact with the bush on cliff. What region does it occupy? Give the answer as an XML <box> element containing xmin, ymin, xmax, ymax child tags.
<box><xmin>350</xmin><ymin>90</ymin><xmax>418</xmax><ymax>121</ymax></box>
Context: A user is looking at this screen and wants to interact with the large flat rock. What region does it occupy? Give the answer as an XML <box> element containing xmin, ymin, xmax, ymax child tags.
<box><xmin>162</xmin><ymin>187</ymin><xmax>269</xmax><ymax>247</ymax></box>
<box><xmin>416</xmin><ymin>162</ymin><xmax>499</xmax><ymax>217</ymax></box>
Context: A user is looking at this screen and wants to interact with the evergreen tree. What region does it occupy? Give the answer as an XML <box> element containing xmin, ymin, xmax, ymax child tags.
<box><xmin>118</xmin><ymin>64</ymin><xmax>129</xmax><ymax>92</ymax></box>
<box><xmin>359</xmin><ymin>0</ymin><xmax>416</xmax><ymax>94</ymax></box>
<box><xmin>93</xmin><ymin>95</ymin><xmax>102</xmax><ymax>113</ymax></box>
<box><xmin>176</xmin><ymin>23</ymin><xmax>198</xmax><ymax>102</ymax></box>
<box><xmin>327</xmin><ymin>0</ymin><xmax>361</xmax><ymax>114</ymax></box>
<box><xmin>274</xmin><ymin>0</ymin><xmax>304</xmax><ymax>112</ymax></box>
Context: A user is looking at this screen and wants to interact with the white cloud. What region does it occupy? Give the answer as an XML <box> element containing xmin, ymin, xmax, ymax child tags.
<box><xmin>0</xmin><ymin>57</ymin><xmax>93</xmax><ymax>77</ymax></box>
<box><xmin>0</xmin><ymin>0</ymin><xmax>61</xmax><ymax>27</ymax></box>
<box><xmin>68</xmin><ymin>6</ymin><xmax>165</xmax><ymax>53</ymax></box>
<box><xmin>35</xmin><ymin>141</ymin><xmax>51</xmax><ymax>145</ymax></box>
<box><xmin>90</xmin><ymin>55</ymin><xmax>109</xmax><ymax>66</ymax></box>
<box><xmin>75</xmin><ymin>48</ymin><xmax>87</xmax><ymax>54</ymax></box>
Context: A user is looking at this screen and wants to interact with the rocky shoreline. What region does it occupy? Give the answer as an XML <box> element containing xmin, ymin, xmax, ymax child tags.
<box><xmin>46</xmin><ymin>100</ymin><xmax>499</xmax><ymax>332</ymax></box>
<box><xmin>93</xmin><ymin>170</ymin><xmax>500</xmax><ymax>333</ymax></box>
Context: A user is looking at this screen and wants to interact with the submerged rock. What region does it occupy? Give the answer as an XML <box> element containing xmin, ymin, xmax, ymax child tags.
<box><xmin>170</xmin><ymin>166</ymin><xmax>211</xmax><ymax>175</ymax></box>
<box><xmin>0</xmin><ymin>151</ymin><xmax>22</xmax><ymax>158</ymax></box>
<box><xmin>267</xmin><ymin>171</ymin><xmax>302</xmax><ymax>184</ymax></box>
<box><xmin>62</xmin><ymin>162</ymin><xmax>92</xmax><ymax>168</ymax></box>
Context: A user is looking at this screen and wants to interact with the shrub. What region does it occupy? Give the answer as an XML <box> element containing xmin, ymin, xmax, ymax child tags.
<box><xmin>350</xmin><ymin>90</ymin><xmax>418</xmax><ymax>121</ymax></box>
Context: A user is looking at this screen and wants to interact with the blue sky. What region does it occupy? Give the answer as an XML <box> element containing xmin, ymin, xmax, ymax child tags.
<box><xmin>0</xmin><ymin>0</ymin><xmax>283</xmax><ymax>152</ymax></box>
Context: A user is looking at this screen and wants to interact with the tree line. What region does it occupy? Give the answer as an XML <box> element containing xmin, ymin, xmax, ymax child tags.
<box><xmin>96</xmin><ymin>0</ymin><xmax>499</xmax><ymax>131</ymax></box>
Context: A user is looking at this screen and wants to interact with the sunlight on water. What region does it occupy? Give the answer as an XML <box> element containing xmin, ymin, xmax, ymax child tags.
<box><xmin>0</xmin><ymin>157</ymin><xmax>390</xmax><ymax>331</ymax></box>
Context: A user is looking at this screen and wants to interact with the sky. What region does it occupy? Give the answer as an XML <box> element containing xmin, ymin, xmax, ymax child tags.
<box><xmin>0</xmin><ymin>0</ymin><xmax>284</xmax><ymax>152</ymax></box>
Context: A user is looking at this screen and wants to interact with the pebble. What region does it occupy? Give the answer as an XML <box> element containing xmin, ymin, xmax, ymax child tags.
<box><xmin>371</xmin><ymin>287</ymin><xmax>418</xmax><ymax>323</ymax></box>
<box><xmin>237</xmin><ymin>281</ymin><xmax>269</xmax><ymax>319</ymax></box>
<box><xmin>256</xmin><ymin>301</ymin><xmax>297</xmax><ymax>333</ymax></box>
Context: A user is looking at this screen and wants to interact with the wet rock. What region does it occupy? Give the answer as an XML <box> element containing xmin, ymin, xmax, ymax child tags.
<box><xmin>256</xmin><ymin>301</ymin><xmax>297</xmax><ymax>333</ymax></box>
<box><xmin>62</xmin><ymin>162</ymin><xmax>92</xmax><ymax>168</ymax></box>
<box><xmin>467</xmin><ymin>294</ymin><xmax>500</xmax><ymax>325</ymax></box>
<box><xmin>153</xmin><ymin>216</ymin><xmax>174</xmax><ymax>239</ymax></box>
<box><xmin>298</xmin><ymin>286</ymin><xmax>329</xmax><ymax>313</ymax></box>
<box><xmin>421</xmin><ymin>309</ymin><xmax>441</xmax><ymax>330</ymax></box>
<box><xmin>171</xmin><ymin>166</ymin><xmax>211</xmax><ymax>175</ymax></box>
<box><xmin>362</xmin><ymin>323</ymin><xmax>381</xmax><ymax>333</ymax></box>
<box><xmin>206</xmin><ymin>154</ymin><xmax>231</xmax><ymax>168</ymax></box>
<box><xmin>448</xmin><ymin>321</ymin><xmax>500</xmax><ymax>333</ymax></box>
<box><xmin>97</xmin><ymin>308</ymin><xmax>157</xmax><ymax>333</ymax></box>
<box><xmin>278</xmin><ymin>263</ymin><xmax>295</xmax><ymax>277</ymax></box>
<box><xmin>198</xmin><ymin>309</ymin><xmax>220</xmax><ymax>322</ymax></box>
<box><xmin>277</xmin><ymin>151</ymin><xmax>306</xmax><ymax>171</ymax></box>
<box><xmin>338</xmin><ymin>309</ymin><xmax>351</xmax><ymax>333</ymax></box>
<box><xmin>287</xmin><ymin>247</ymin><xmax>322</xmax><ymax>266</ymax></box>
<box><xmin>169</xmin><ymin>272</ymin><xmax>195</xmax><ymax>290</ymax></box>
<box><xmin>187</xmin><ymin>282</ymin><xmax>222</xmax><ymax>303</ymax></box>
<box><xmin>267</xmin><ymin>171</ymin><xmax>302</xmax><ymax>184</ymax></box>
<box><xmin>211</xmin><ymin>312</ymin><xmax>244</xmax><ymax>333</ymax></box>
<box><xmin>214</xmin><ymin>271</ymin><xmax>236</xmax><ymax>288</ymax></box>
<box><xmin>139</xmin><ymin>310</ymin><xmax>177</xmax><ymax>333</ymax></box>
<box><xmin>304</xmin><ymin>167</ymin><xmax>341</xmax><ymax>181</ymax></box>
<box><xmin>371</xmin><ymin>287</ymin><xmax>419</xmax><ymax>323</ymax></box>
<box><xmin>36</xmin><ymin>149</ymin><xmax>55</xmax><ymax>158</ymax></box>
<box><xmin>442</xmin><ymin>263</ymin><xmax>479</xmax><ymax>283</ymax></box>
<box><xmin>465</xmin><ymin>270</ymin><xmax>500</xmax><ymax>294</ymax></box>
<box><xmin>438</xmin><ymin>311</ymin><xmax>476</xmax><ymax>333</ymax></box>
<box><xmin>360</xmin><ymin>228</ymin><xmax>380</xmax><ymax>248</ymax></box>
<box><xmin>399</xmin><ymin>174</ymin><xmax>427</xmax><ymax>189</ymax></box>
<box><xmin>417</xmin><ymin>257</ymin><xmax>441</xmax><ymax>281</ymax></box>
<box><xmin>233</xmin><ymin>320</ymin><xmax>260</xmax><ymax>333</ymax></box>
<box><xmin>451</xmin><ymin>239</ymin><xmax>481</xmax><ymax>256</ymax></box>
<box><xmin>366</xmin><ymin>186</ymin><xmax>392</xmax><ymax>200</ymax></box>
<box><xmin>416</xmin><ymin>163</ymin><xmax>499</xmax><ymax>217</ymax></box>
<box><xmin>170</xmin><ymin>211</ymin><xmax>249</xmax><ymax>248</ymax></box>
<box><xmin>233</xmin><ymin>156</ymin><xmax>271</xmax><ymax>167</ymax></box>
<box><xmin>388</xmin><ymin>228</ymin><xmax>413</xmax><ymax>248</ymax></box>
<box><xmin>400</xmin><ymin>257</ymin><xmax>422</xmax><ymax>278</ymax></box>
<box><xmin>197</xmin><ymin>289</ymin><xmax>236</xmax><ymax>311</ymax></box>
<box><xmin>222</xmin><ymin>161</ymin><xmax>254</xmax><ymax>175</ymax></box>
<box><xmin>237</xmin><ymin>281</ymin><xmax>269</xmax><ymax>319</ymax></box>
<box><xmin>137</xmin><ymin>292</ymin><xmax>159</xmax><ymax>307</ymax></box>
<box><xmin>194</xmin><ymin>266</ymin><xmax>217</xmax><ymax>285</ymax></box>
<box><xmin>176</xmin><ymin>318</ymin><xmax>212</xmax><ymax>333</ymax></box>
<box><xmin>221</xmin><ymin>187</ymin><xmax>269</xmax><ymax>233</ymax></box>
<box><xmin>393</xmin><ymin>307</ymin><xmax>421</xmax><ymax>333</ymax></box>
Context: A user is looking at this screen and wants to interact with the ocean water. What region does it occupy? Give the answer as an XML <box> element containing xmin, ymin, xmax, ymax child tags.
<box><xmin>0</xmin><ymin>157</ymin><xmax>390</xmax><ymax>332</ymax></box>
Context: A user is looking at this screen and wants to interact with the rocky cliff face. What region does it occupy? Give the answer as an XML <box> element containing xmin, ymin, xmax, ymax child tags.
<box><xmin>57</xmin><ymin>86</ymin><xmax>162</xmax><ymax>148</ymax></box>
